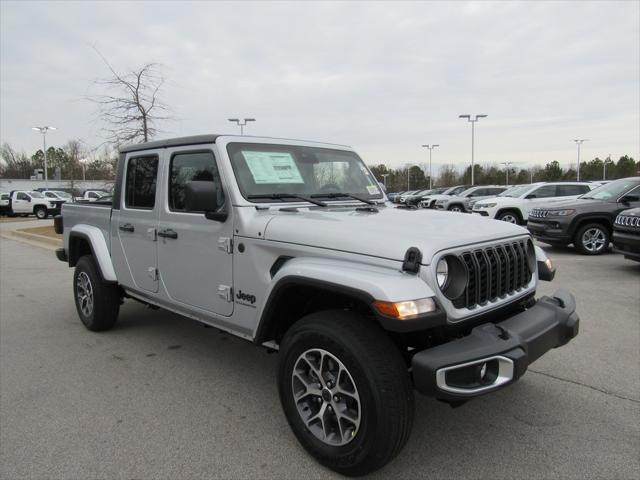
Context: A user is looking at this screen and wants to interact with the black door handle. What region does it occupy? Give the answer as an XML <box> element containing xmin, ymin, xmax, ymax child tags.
<box><xmin>119</xmin><ymin>223</ymin><xmax>135</xmax><ymax>233</ymax></box>
<box><xmin>158</xmin><ymin>228</ymin><xmax>178</xmax><ymax>239</ymax></box>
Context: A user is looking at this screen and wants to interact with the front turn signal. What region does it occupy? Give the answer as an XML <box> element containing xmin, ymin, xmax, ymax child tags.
<box><xmin>373</xmin><ymin>298</ymin><xmax>437</xmax><ymax>319</ymax></box>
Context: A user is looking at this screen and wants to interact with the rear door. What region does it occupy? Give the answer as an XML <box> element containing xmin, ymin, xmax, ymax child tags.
<box><xmin>115</xmin><ymin>153</ymin><xmax>160</xmax><ymax>293</ymax></box>
<box><xmin>157</xmin><ymin>147</ymin><xmax>234</xmax><ymax>316</ymax></box>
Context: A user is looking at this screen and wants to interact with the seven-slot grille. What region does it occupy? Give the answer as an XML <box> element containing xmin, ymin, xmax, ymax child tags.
<box><xmin>615</xmin><ymin>214</ymin><xmax>640</xmax><ymax>228</ymax></box>
<box><xmin>452</xmin><ymin>240</ymin><xmax>533</xmax><ymax>310</ymax></box>
<box><xmin>529</xmin><ymin>209</ymin><xmax>549</xmax><ymax>219</ymax></box>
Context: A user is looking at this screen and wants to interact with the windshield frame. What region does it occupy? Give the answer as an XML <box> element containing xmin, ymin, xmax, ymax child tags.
<box><xmin>226</xmin><ymin>142</ymin><xmax>384</xmax><ymax>204</ymax></box>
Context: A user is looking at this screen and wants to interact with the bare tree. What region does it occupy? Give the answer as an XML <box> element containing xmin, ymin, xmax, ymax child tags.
<box><xmin>89</xmin><ymin>49</ymin><xmax>169</xmax><ymax>145</ymax></box>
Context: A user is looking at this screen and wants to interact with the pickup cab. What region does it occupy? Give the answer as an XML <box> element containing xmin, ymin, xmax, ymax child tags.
<box><xmin>8</xmin><ymin>190</ymin><xmax>64</xmax><ymax>219</ymax></box>
<box><xmin>0</xmin><ymin>192</ymin><xmax>10</xmax><ymax>215</ymax></box>
<box><xmin>55</xmin><ymin>134</ymin><xmax>579</xmax><ymax>476</ymax></box>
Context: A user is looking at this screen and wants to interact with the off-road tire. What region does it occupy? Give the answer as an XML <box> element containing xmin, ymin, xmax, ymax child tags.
<box><xmin>34</xmin><ymin>206</ymin><xmax>48</xmax><ymax>219</ymax></box>
<box><xmin>574</xmin><ymin>223</ymin><xmax>610</xmax><ymax>255</ymax></box>
<box><xmin>73</xmin><ymin>255</ymin><xmax>120</xmax><ymax>331</ymax></box>
<box><xmin>496</xmin><ymin>209</ymin><xmax>522</xmax><ymax>225</ymax></box>
<box><xmin>278</xmin><ymin>310</ymin><xmax>414</xmax><ymax>476</ymax></box>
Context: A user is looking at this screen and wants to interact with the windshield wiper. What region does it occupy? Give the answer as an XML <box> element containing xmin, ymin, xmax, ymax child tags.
<box><xmin>310</xmin><ymin>192</ymin><xmax>376</xmax><ymax>205</ymax></box>
<box><xmin>247</xmin><ymin>193</ymin><xmax>327</xmax><ymax>207</ymax></box>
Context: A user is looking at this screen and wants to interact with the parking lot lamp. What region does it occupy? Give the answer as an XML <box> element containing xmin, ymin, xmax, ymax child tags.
<box><xmin>459</xmin><ymin>114</ymin><xmax>487</xmax><ymax>186</ymax></box>
<box><xmin>572</xmin><ymin>139</ymin><xmax>588</xmax><ymax>181</ymax></box>
<box><xmin>604</xmin><ymin>154</ymin><xmax>611</xmax><ymax>180</ymax></box>
<box><xmin>381</xmin><ymin>173</ymin><xmax>390</xmax><ymax>189</ymax></box>
<box><xmin>31</xmin><ymin>126</ymin><xmax>56</xmax><ymax>186</ymax></box>
<box><xmin>421</xmin><ymin>144</ymin><xmax>440</xmax><ymax>189</ymax></box>
<box><xmin>228</xmin><ymin>118</ymin><xmax>256</xmax><ymax>135</ymax></box>
<box><xmin>501</xmin><ymin>161</ymin><xmax>514</xmax><ymax>186</ymax></box>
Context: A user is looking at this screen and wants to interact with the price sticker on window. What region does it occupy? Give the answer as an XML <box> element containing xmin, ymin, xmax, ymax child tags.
<box><xmin>242</xmin><ymin>151</ymin><xmax>305</xmax><ymax>184</ymax></box>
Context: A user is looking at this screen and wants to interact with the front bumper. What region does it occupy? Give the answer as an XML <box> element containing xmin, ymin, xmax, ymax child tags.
<box><xmin>472</xmin><ymin>210</ymin><xmax>490</xmax><ymax>217</ymax></box>
<box><xmin>412</xmin><ymin>289</ymin><xmax>579</xmax><ymax>401</ymax></box>
<box><xmin>527</xmin><ymin>219</ymin><xmax>572</xmax><ymax>243</ymax></box>
<box><xmin>612</xmin><ymin>230</ymin><xmax>640</xmax><ymax>261</ymax></box>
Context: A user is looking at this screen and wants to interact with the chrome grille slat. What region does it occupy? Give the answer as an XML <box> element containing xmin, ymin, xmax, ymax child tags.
<box><xmin>452</xmin><ymin>240</ymin><xmax>532</xmax><ymax>310</ymax></box>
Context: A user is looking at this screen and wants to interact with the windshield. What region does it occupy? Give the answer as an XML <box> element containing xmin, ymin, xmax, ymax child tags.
<box><xmin>227</xmin><ymin>143</ymin><xmax>384</xmax><ymax>203</ymax></box>
<box><xmin>53</xmin><ymin>191</ymin><xmax>72</xmax><ymax>198</ymax></box>
<box><xmin>29</xmin><ymin>191</ymin><xmax>44</xmax><ymax>198</ymax></box>
<box><xmin>500</xmin><ymin>185</ymin><xmax>532</xmax><ymax>198</ymax></box>
<box><xmin>581</xmin><ymin>178</ymin><xmax>640</xmax><ymax>200</ymax></box>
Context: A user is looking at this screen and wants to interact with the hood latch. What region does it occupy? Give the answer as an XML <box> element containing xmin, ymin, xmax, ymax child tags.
<box><xmin>402</xmin><ymin>247</ymin><xmax>422</xmax><ymax>273</ymax></box>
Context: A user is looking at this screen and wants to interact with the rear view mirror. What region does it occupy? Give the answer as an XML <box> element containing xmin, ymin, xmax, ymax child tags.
<box><xmin>185</xmin><ymin>181</ymin><xmax>227</xmax><ymax>221</ymax></box>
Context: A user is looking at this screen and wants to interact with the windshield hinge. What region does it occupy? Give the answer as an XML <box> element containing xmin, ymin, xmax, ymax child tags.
<box><xmin>218</xmin><ymin>237</ymin><xmax>233</xmax><ymax>254</ymax></box>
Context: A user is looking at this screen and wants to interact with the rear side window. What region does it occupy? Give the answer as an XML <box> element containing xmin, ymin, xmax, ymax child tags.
<box><xmin>169</xmin><ymin>151</ymin><xmax>223</xmax><ymax>211</ymax></box>
<box><xmin>557</xmin><ymin>184</ymin><xmax>590</xmax><ymax>196</ymax></box>
<box><xmin>125</xmin><ymin>156</ymin><xmax>159</xmax><ymax>209</ymax></box>
<box><xmin>531</xmin><ymin>185</ymin><xmax>557</xmax><ymax>198</ymax></box>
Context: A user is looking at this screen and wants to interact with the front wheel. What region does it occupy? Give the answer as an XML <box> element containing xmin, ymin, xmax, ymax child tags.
<box><xmin>34</xmin><ymin>206</ymin><xmax>48</xmax><ymax>219</ymax></box>
<box><xmin>497</xmin><ymin>210</ymin><xmax>521</xmax><ymax>224</ymax></box>
<box><xmin>448</xmin><ymin>204</ymin><xmax>463</xmax><ymax>212</ymax></box>
<box><xmin>574</xmin><ymin>223</ymin><xmax>610</xmax><ymax>255</ymax></box>
<box><xmin>73</xmin><ymin>255</ymin><xmax>121</xmax><ymax>331</ymax></box>
<box><xmin>278</xmin><ymin>310</ymin><xmax>414</xmax><ymax>476</ymax></box>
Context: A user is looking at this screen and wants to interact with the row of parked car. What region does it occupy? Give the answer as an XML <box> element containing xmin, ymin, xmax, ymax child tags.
<box><xmin>388</xmin><ymin>177</ymin><xmax>640</xmax><ymax>260</ymax></box>
<box><xmin>0</xmin><ymin>188</ymin><xmax>112</xmax><ymax>219</ymax></box>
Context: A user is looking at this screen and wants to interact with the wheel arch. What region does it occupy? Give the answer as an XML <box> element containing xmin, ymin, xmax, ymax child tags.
<box><xmin>569</xmin><ymin>214</ymin><xmax>613</xmax><ymax>238</ymax></box>
<box><xmin>496</xmin><ymin>207</ymin><xmax>523</xmax><ymax>223</ymax></box>
<box><xmin>68</xmin><ymin>225</ymin><xmax>117</xmax><ymax>282</ymax></box>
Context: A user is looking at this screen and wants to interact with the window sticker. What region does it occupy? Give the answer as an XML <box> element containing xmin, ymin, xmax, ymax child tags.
<box><xmin>242</xmin><ymin>151</ymin><xmax>304</xmax><ymax>184</ymax></box>
<box><xmin>366</xmin><ymin>185</ymin><xmax>380</xmax><ymax>195</ymax></box>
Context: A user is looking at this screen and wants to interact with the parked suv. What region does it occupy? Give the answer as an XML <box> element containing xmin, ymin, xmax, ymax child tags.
<box><xmin>435</xmin><ymin>186</ymin><xmax>508</xmax><ymax>212</ymax></box>
<box><xmin>527</xmin><ymin>177</ymin><xmax>640</xmax><ymax>255</ymax></box>
<box><xmin>55</xmin><ymin>134</ymin><xmax>578</xmax><ymax>476</ymax></box>
<box><xmin>472</xmin><ymin>182</ymin><xmax>593</xmax><ymax>225</ymax></box>
<box><xmin>613</xmin><ymin>208</ymin><xmax>640</xmax><ymax>261</ymax></box>
<box><xmin>419</xmin><ymin>185</ymin><xmax>471</xmax><ymax>208</ymax></box>
<box><xmin>404</xmin><ymin>187</ymin><xmax>447</xmax><ymax>207</ymax></box>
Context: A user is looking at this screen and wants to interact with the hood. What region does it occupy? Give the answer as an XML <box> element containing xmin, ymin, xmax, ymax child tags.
<box><xmin>537</xmin><ymin>198</ymin><xmax>607</xmax><ymax>211</ymax></box>
<box><xmin>262</xmin><ymin>205</ymin><xmax>528</xmax><ymax>264</ymax></box>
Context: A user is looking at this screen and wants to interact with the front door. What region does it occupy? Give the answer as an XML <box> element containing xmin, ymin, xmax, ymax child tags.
<box><xmin>116</xmin><ymin>154</ymin><xmax>160</xmax><ymax>293</ymax></box>
<box><xmin>157</xmin><ymin>148</ymin><xmax>234</xmax><ymax>316</ymax></box>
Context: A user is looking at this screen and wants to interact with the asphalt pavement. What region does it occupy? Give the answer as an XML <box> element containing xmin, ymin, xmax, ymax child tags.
<box><xmin>1</xmin><ymin>235</ymin><xmax>638</xmax><ymax>479</ymax></box>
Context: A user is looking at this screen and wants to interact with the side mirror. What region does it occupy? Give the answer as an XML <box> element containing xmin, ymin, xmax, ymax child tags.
<box><xmin>26</xmin><ymin>197</ymin><xmax>32</xmax><ymax>202</ymax></box>
<box><xmin>620</xmin><ymin>194</ymin><xmax>640</xmax><ymax>204</ymax></box>
<box><xmin>185</xmin><ymin>181</ymin><xmax>227</xmax><ymax>221</ymax></box>
<box><xmin>525</xmin><ymin>194</ymin><xmax>537</xmax><ymax>199</ymax></box>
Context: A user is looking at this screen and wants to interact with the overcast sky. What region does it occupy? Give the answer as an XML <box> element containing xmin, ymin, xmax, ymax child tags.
<box><xmin>1</xmin><ymin>0</ymin><xmax>638</xmax><ymax>171</ymax></box>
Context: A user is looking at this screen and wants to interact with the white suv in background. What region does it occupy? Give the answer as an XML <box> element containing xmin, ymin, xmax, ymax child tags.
<box><xmin>472</xmin><ymin>182</ymin><xmax>594</xmax><ymax>224</ymax></box>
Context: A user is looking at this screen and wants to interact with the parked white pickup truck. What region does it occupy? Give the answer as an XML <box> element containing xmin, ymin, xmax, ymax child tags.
<box><xmin>55</xmin><ymin>135</ymin><xmax>579</xmax><ymax>476</ymax></box>
<box><xmin>8</xmin><ymin>190</ymin><xmax>64</xmax><ymax>219</ymax></box>
<box><xmin>74</xmin><ymin>190</ymin><xmax>109</xmax><ymax>202</ymax></box>
<box><xmin>472</xmin><ymin>182</ymin><xmax>594</xmax><ymax>224</ymax></box>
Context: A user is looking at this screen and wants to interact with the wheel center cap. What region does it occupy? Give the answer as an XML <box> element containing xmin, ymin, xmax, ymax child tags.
<box><xmin>322</xmin><ymin>388</ymin><xmax>332</xmax><ymax>402</ymax></box>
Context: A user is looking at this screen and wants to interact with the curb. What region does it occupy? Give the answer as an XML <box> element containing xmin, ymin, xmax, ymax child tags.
<box><xmin>1</xmin><ymin>230</ymin><xmax>62</xmax><ymax>250</ymax></box>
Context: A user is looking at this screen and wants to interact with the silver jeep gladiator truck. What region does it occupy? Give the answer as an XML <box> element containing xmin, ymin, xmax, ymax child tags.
<box><xmin>55</xmin><ymin>134</ymin><xmax>578</xmax><ymax>476</ymax></box>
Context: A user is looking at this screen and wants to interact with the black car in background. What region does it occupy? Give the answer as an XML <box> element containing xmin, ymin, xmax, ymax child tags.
<box><xmin>527</xmin><ymin>177</ymin><xmax>640</xmax><ymax>255</ymax></box>
<box><xmin>613</xmin><ymin>208</ymin><xmax>640</xmax><ymax>261</ymax></box>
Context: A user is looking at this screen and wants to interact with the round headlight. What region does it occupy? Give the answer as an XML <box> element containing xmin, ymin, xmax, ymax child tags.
<box><xmin>436</xmin><ymin>258</ymin><xmax>449</xmax><ymax>288</ymax></box>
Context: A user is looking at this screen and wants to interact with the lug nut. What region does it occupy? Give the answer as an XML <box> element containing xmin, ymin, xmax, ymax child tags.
<box><xmin>327</xmin><ymin>381</ymin><xmax>333</xmax><ymax>388</ymax></box>
<box><xmin>317</xmin><ymin>383</ymin><xmax>322</xmax><ymax>389</ymax></box>
<box><xmin>327</xmin><ymin>405</ymin><xmax>333</xmax><ymax>412</ymax></box>
<box><xmin>334</xmin><ymin>395</ymin><xmax>340</xmax><ymax>402</ymax></box>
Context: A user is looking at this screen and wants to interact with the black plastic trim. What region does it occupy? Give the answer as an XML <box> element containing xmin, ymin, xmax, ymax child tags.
<box><xmin>55</xmin><ymin>248</ymin><xmax>67</xmax><ymax>262</ymax></box>
<box><xmin>119</xmin><ymin>135</ymin><xmax>220</xmax><ymax>153</ymax></box>
<box><xmin>537</xmin><ymin>260</ymin><xmax>556</xmax><ymax>281</ymax></box>
<box><xmin>402</xmin><ymin>247</ymin><xmax>422</xmax><ymax>273</ymax></box>
<box><xmin>53</xmin><ymin>215</ymin><xmax>64</xmax><ymax>234</ymax></box>
<box><xmin>112</xmin><ymin>152</ymin><xmax>125</xmax><ymax>210</ymax></box>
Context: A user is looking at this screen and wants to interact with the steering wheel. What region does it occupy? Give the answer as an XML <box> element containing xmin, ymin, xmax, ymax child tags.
<box><xmin>318</xmin><ymin>183</ymin><xmax>341</xmax><ymax>193</ymax></box>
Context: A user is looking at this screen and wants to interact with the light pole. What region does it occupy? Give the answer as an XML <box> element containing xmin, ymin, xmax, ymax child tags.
<box><xmin>572</xmin><ymin>139</ymin><xmax>589</xmax><ymax>181</ymax></box>
<box><xmin>604</xmin><ymin>154</ymin><xmax>611</xmax><ymax>180</ymax></box>
<box><xmin>459</xmin><ymin>114</ymin><xmax>487</xmax><ymax>186</ymax></box>
<box><xmin>381</xmin><ymin>174</ymin><xmax>390</xmax><ymax>189</ymax></box>
<box><xmin>501</xmin><ymin>161</ymin><xmax>514</xmax><ymax>186</ymax></box>
<box><xmin>80</xmin><ymin>158</ymin><xmax>88</xmax><ymax>181</ymax></box>
<box><xmin>32</xmin><ymin>126</ymin><xmax>56</xmax><ymax>186</ymax></box>
<box><xmin>421</xmin><ymin>144</ymin><xmax>439</xmax><ymax>189</ymax></box>
<box><xmin>228</xmin><ymin>118</ymin><xmax>256</xmax><ymax>135</ymax></box>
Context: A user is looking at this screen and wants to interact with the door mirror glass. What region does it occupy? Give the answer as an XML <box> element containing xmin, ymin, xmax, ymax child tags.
<box><xmin>620</xmin><ymin>194</ymin><xmax>640</xmax><ymax>204</ymax></box>
<box><xmin>185</xmin><ymin>181</ymin><xmax>227</xmax><ymax>221</ymax></box>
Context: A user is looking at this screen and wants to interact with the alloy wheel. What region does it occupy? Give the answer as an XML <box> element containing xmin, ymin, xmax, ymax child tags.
<box><xmin>582</xmin><ymin>227</ymin><xmax>606</xmax><ymax>253</ymax></box>
<box><xmin>501</xmin><ymin>214</ymin><xmax>518</xmax><ymax>224</ymax></box>
<box><xmin>291</xmin><ymin>348</ymin><xmax>361</xmax><ymax>446</ymax></box>
<box><xmin>76</xmin><ymin>271</ymin><xmax>94</xmax><ymax>317</ymax></box>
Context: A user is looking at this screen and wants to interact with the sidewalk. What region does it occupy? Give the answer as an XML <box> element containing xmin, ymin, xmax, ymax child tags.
<box><xmin>0</xmin><ymin>218</ymin><xmax>61</xmax><ymax>251</ymax></box>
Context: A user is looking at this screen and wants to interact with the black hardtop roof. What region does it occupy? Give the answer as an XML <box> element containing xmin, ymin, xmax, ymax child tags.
<box><xmin>119</xmin><ymin>135</ymin><xmax>221</xmax><ymax>153</ymax></box>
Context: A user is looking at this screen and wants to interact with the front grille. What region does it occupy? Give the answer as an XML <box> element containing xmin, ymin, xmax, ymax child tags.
<box><xmin>452</xmin><ymin>240</ymin><xmax>532</xmax><ymax>310</ymax></box>
<box><xmin>529</xmin><ymin>209</ymin><xmax>549</xmax><ymax>219</ymax></box>
<box><xmin>615</xmin><ymin>215</ymin><xmax>640</xmax><ymax>228</ymax></box>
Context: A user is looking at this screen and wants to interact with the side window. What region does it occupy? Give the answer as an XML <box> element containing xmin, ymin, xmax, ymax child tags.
<box><xmin>17</xmin><ymin>192</ymin><xmax>28</xmax><ymax>201</ymax></box>
<box><xmin>531</xmin><ymin>185</ymin><xmax>557</xmax><ymax>198</ymax></box>
<box><xmin>169</xmin><ymin>151</ymin><xmax>223</xmax><ymax>211</ymax></box>
<box><xmin>125</xmin><ymin>156</ymin><xmax>159</xmax><ymax>209</ymax></box>
<box><xmin>557</xmin><ymin>185</ymin><xmax>588</xmax><ymax>196</ymax></box>
<box><xmin>489</xmin><ymin>188</ymin><xmax>504</xmax><ymax>195</ymax></box>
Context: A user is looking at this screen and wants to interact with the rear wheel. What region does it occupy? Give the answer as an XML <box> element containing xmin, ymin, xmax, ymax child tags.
<box><xmin>448</xmin><ymin>204</ymin><xmax>463</xmax><ymax>212</ymax></box>
<box><xmin>574</xmin><ymin>223</ymin><xmax>610</xmax><ymax>255</ymax></box>
<box><xmin>497</xmin><ymin>210</ymin><xmax>521</xmax><ymax>225</ymax></box>
<box><xmin>73</xmin><ymin>255</ymin><xmax>120</xmax><ymax>331</ymax></box>
<box><xmin>34</xmin><ymin>206</ymin><xmax>48</xmax><ymax>219</ymax></box>
<box><xmin>278</xmin><ymin>310</ymin><xmax>414</xmax><ymax>476</ymax></box>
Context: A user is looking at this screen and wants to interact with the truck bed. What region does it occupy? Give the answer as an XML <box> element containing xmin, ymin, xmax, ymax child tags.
<box><xmin>61</xmin><ymin>202</ymin><xmax>113</xmax><ymax>253</ymax></box>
